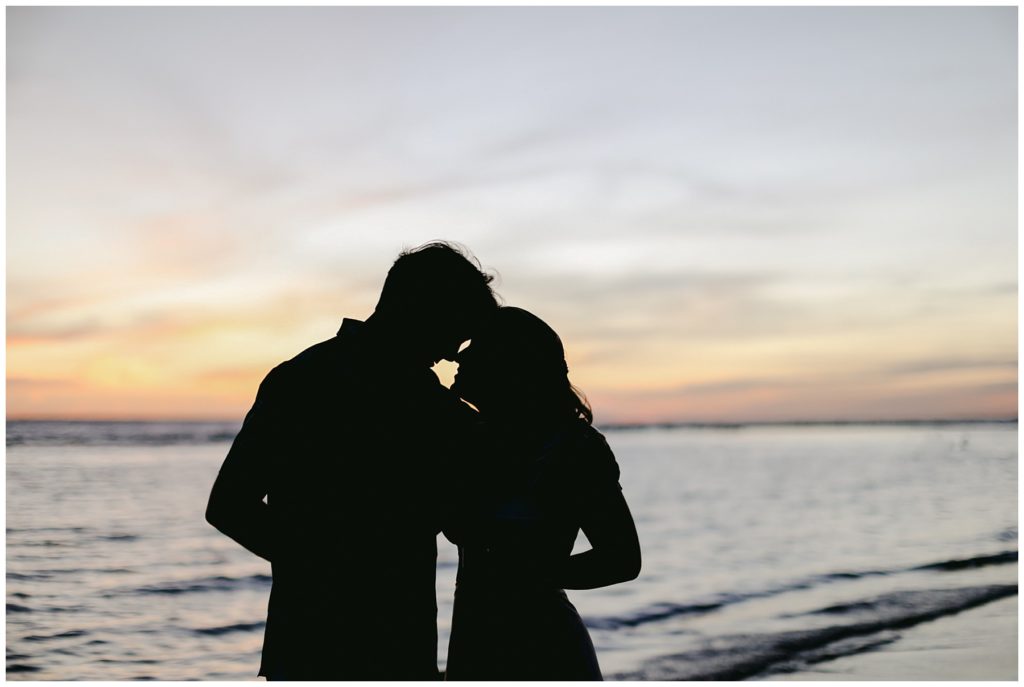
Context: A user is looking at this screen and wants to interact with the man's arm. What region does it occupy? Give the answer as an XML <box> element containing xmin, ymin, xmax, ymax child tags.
<box><xmin>205</xmin><ymin>367</ymin><xmax>285</xmax><ymax>562</ymax></box>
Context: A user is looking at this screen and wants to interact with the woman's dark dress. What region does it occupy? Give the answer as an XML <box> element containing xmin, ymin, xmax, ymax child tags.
<box><xmin>444</xmin><ymin>420</ymin><xmax>622</xmax><ymax>681</ymax></box>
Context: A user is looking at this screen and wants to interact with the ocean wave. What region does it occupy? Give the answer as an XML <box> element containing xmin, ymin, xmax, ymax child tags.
<box><xmin>7</xmin><ymin>572</ymin><xmax>53</xmax><ymax>581</ymax></box>
<box><xmin>7</xmin><ymin>526</ymin><xmax>90</xmax><ymax>535</ymax></box>
<box><xmin>996</xmin><ymin>525</ymin><xmax>1017</xmax><ymax>542</ymax></box>
<box><xmin>617</xmin><ymin>584</ymin><xmax>1018</xmax><ymax>680</ymax></box>
<box><xmin>113</xmin><ymin>574</ymin><xmax>272</xmax><ymax>597</ymax></box>
<box><xmin>586</xmin><ymin>600</ymin><xmax>729</xmax><ymax>630</ymax></box>
<box><xmin>192</xmin><ymin>620</ymin><xmax>266</xmax><ymax>636</ymax></box>
<box><xmin>6</xmin><ymin>664</ymin><xmax>41</xmax><ymax>674</ymax></box>
<box><xmin>21</xmin><ymin>629</ymin><xmax>89</xmax><ymax>643</ymax></box>
<box><xmin>15</xmin><ymin>540</ymin><xmax>76</xmax><ymax>548</ymax></box>
<box><xmin>912</xmin><ymin>551</ymin><xmax>1017</xmax><ymax>571</ymax></box>
<box><xmin>586</xmin><ymin>549</ymin><xmax>1018</xmax><ymax>630</ymax></box>
<box><xmin>96</xmin><ymin>534</ymin><xmax>140</xmax><ymax>543</ymax></box>
<box><xmin>802</xmin><ymin>585</ymin><xmax>1019</xmax><ymax>619</ymax></box>
<box><xmin>9</xmin><ymin>567</ymin><xmax>136</xmax><ymax>578</ymax></box>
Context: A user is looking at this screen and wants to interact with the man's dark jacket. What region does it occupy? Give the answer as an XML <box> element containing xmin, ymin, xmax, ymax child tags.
<box><xmin>213</xmin><ymin>319</ymin><xmax>473</xmax><ymax>680</ymax></box>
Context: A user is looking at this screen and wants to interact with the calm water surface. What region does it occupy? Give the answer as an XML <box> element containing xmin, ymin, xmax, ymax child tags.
<box><xmin>6</xmin><ymin>421</ymin><xmax>1017</xmax><ymax>679</ymax></box>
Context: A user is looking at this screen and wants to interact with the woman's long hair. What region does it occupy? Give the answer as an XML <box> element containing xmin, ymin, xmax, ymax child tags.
<box><xmin>485</xmin><ymin>307</ymin><xmax>593</xmax><ymax>426</ymax></box>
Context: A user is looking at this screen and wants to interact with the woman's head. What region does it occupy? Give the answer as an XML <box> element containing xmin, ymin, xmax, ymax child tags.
<box><xmin>452</xmin><ymin>306</ymin><xmax>592</xmax><ymax>425</ymax></box>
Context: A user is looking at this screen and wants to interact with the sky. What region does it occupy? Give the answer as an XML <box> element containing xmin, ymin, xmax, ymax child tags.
<box><xmin>6</xmin><ymin>6</ymin><xmax>1018</xmax><ymax>423</ymax></box>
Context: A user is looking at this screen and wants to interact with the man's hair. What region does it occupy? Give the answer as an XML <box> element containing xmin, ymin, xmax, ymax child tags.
<box><xmin>375</xmin><ymin>241</ymin><xmax>498</xmax><ymax>322</ymax></box>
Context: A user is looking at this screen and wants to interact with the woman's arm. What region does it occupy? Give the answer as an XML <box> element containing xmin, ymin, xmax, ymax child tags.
<box><xmin>560</xmin><ymin>488</ymin><xmax>641</xmax><ymax>589</ymax></box>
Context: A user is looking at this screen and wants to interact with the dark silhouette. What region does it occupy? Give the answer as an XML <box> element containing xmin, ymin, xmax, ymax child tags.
<box><xmin>443</xmin><ymin>306</ymin><xmax>641</xmax><ymax>681</ymax></box>
<box><xmin>206</xmin><ymin>242</ymin><xmax>498</xmax><ymax>681</ymax></box>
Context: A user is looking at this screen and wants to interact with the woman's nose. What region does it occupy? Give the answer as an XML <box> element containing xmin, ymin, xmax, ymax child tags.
<box><xmin>440</xmin><ymin>345</ymin><xmax>460</xmax><ymax>363</ymax></box>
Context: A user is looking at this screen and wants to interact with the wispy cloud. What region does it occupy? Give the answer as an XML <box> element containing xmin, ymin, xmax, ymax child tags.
<box><xmin>883</xmin><ymin>358</ymin><xmax>1018</xmax><ymax>377</ymax></box>
<box><xmin>6</xmin><ymin>6</ymin><xmax>1017</xmax><ymax>421</ymax></box>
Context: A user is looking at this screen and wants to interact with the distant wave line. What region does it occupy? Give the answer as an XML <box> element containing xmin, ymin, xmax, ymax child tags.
<box><xmin>6</xmin><ymin>418</ymin><xmax>1016</xmax><ymax>447</ymax></box>
<box><xmin>598</xmin><ymin>418</ymin><xmax>1018</xmax><ymax>432</ymax></box>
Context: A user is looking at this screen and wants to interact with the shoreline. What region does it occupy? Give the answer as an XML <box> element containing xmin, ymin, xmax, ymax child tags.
<box><xmin>762</xmin><ymin>593</ymin><xmax>1018</xmax><ymax>681</ymax></box>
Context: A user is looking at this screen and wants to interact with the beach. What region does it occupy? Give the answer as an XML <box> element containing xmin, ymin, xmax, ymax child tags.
<box><xmin>766</xmin><ymin>594</ymin><xmax>1017</xmax><ymax>680</ymax></box>
<box><xmin>6</xmin><ymin>420</ymin><xmax>1017</xmax><ymax>680</ymax></box>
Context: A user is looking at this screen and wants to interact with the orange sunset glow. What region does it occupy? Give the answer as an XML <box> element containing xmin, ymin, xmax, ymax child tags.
<box><xmin>7</xmin><ymin>7</ymin><xmax>1018</xmax><ymax>423</ymax></box>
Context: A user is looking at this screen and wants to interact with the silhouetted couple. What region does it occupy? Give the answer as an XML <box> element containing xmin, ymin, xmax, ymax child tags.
<box><xmin>206</xmin><ymin>242</ymin><xmax>641</xmax><ymax>681</ymax></box>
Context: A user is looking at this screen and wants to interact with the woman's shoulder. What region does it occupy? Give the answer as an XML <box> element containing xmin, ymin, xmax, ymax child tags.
<box><xmin>565</xmin><ymin>421</ymin><xmax>610</xmax><ymax>451</ymax></box>
<box><xmin>574</xmin><ymin>422</ymin><xmax>608</xmax><ymax>446</ymax></box>
<box><xmin>559</xmin><ymin>422</ymin><xmax>619</xmax><ymax>481</ymax></box>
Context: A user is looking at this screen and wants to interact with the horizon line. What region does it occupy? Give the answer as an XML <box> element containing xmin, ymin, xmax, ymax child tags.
<box><xmin>5</xmin><ymin>416</ymin><xmax>1018</xmax><ymax>428</ymax></box>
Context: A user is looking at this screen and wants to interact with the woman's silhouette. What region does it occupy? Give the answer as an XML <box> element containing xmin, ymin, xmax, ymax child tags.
<box><xmin>444</xmin><ymin>306</ymin><xmax>641</xmax><ymax>681</ymax></box>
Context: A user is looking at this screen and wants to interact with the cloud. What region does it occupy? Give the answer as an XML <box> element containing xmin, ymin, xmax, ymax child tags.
<box><xmin>591</xmin><ymin>374</ymin><xmax>1017</xmax><ymax>424</ymax></box>
<box><xmin>7</xmin><ymin>377</ymin><xmax>80</xmax><ymax>390</ymax></box>
<box><xmin>649</xmin><ymin>377</ymin><xmax>814</xmax><ymax>397</ymax></box>
<box><xmin>6</xmin><ymin>7</ymin><xmax>1016</xmax><ymax>421</ymax></box>
<box><xmin>7</xmin><ymin>323</ymin><xmax>104</xmax><ymax>346</ymax></box>
<box><xmin>883</xmin><ymin>358</ymin><xmax>1018</xmax><ymax>376</ymax></box>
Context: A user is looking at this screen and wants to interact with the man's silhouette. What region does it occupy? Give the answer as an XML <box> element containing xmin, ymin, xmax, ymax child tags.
<box><xmin>206</xmin><ymin>242</ymin><xmax>498</xmax><ymax>680</ymax></box>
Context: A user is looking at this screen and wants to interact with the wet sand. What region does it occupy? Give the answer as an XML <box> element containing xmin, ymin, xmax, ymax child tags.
<box><xmin>764</xmin><ymin>594</ymin><xmax>1017</xmax><ymax>681</ymax></box>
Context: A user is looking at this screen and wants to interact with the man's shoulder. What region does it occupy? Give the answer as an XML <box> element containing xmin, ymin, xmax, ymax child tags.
<box><xmin>286</xmin><ymin>336</ymin><xmax>343</xmax><ymax>368</ymax></box>
<box><xmin>276</xmin><ymin>318</ymin><xmax>367</xmax><ymax>378</ymax></box>
<box><xmin>256</xmin><ymin>336</ymin><xmax>344</xmax><ymax>393</ymax></box>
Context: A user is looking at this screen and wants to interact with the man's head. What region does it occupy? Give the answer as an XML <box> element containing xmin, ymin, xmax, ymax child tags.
<box><xmin>372</xmin><ymin>241</ymin><xmax>499</xmax><ymax>366</ymax></box>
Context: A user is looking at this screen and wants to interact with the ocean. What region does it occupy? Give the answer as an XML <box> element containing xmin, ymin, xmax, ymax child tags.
<box><xmin>6</xmin><ymin>420</ymin><xmax>1018</xmax><ymax>680</ymax></box>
